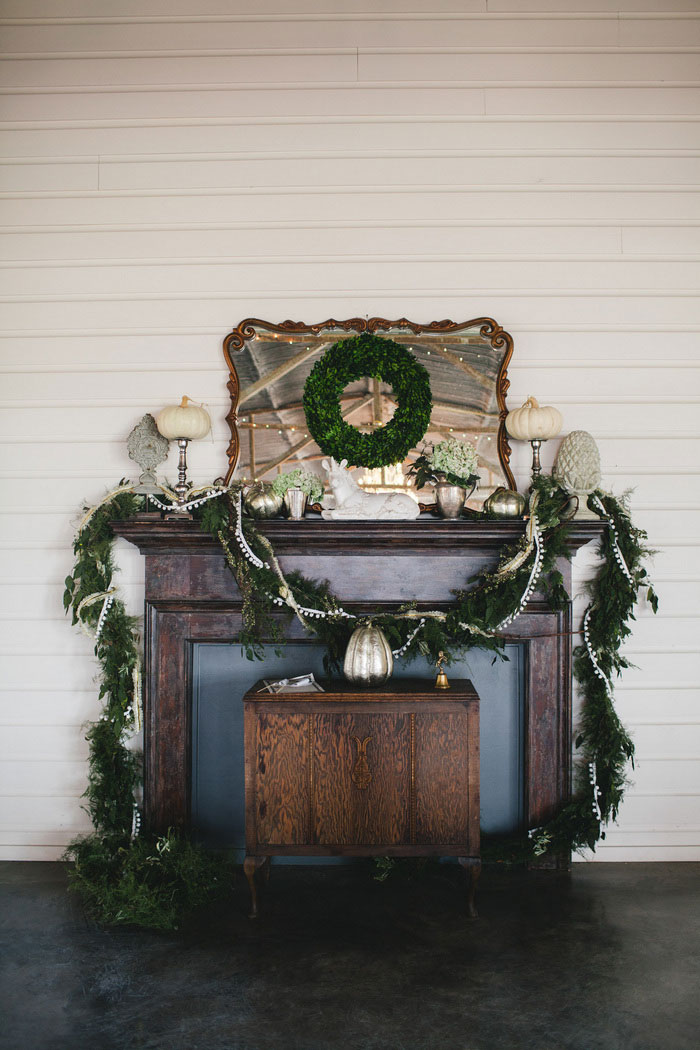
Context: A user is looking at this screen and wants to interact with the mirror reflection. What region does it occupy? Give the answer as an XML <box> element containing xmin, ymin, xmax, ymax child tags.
<box><xmin>223</xmin><ymin>318</ymin><xmax>515</xmax><ymax>506</ymax></box>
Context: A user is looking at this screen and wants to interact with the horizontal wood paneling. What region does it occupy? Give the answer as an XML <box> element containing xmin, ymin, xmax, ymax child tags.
<box><xmin>3</xmin><ymin>261</ymin><xmax>700</xmax><ymax>298</ymax></box>
<box><xmin>0</xmin><ymin>19</ymin><xmax>625</xmax><ymax>52</ymax></box>
<box><xmin>0</xmin><ymin>223</ymin><xmax>628</xmax><ymax>259</ymax></box>
<box><xmin>1</xmin><ymin>1</ymin><xmax>697</xmax><ymax>861</ymax></box>
<box><xmin>3</xmin><ymin>189</ymin><xmax>700</xmax><ymax>226</ymax></box>
<box><xmin>3</xmin><ymin>119</ymin><xmax>699</xmax><ymax>158</ymax></box>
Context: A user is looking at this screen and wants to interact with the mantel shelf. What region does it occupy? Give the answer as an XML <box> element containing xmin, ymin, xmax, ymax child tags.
<box><xmin>112</xmin><ymin>514</ymin><xmax>604</xmax><ymax>556</ymax></box>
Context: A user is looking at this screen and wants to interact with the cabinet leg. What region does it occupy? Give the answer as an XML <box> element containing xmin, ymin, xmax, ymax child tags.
<box><xmin>458</xmin><ymin>857</ymin><xmax>481</xmax><ymax>919</ymax></box>
<box><xmin>244</xmin><ymin>855</ymin><xmax>266</xmax><ymax>919</ymax></box>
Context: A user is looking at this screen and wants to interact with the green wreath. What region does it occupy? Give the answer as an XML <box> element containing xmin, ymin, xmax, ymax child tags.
<box><xmin>302</xmin><ymin>333</ymin><xmax>432</xmax><ymax>468</ymax></box>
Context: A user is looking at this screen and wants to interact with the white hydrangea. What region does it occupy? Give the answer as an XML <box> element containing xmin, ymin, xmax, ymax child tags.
<box><xmin>429</xmin><ymin>439</ymin><xmax>479</xmax><ymax>483</ymax></box>
<box><xmin>272</xmin><ymin>468</ymin><xmax>324</xmax><ymax>502</ymax></box>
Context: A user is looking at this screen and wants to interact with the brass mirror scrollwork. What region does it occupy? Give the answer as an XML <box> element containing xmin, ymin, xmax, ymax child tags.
<box><xmin>222</xmin><ymin>317</ymin><xmax>515</xmax><ymax>500</ymax></box>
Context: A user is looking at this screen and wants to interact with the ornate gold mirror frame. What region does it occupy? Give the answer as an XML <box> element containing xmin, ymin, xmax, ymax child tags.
<box><xmin>222</xmin><ymin>317</ymin><xmax>515</xmax><ymax>496</ymax></box>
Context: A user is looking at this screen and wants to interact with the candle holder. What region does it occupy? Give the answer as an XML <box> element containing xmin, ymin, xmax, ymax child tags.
<box><xmin>529</xmin><ymin>438</ymin><xmax>544</xmax><ymax>480</ymax></box>
<box><xmin>167</xmin><ymin>437</ymin><xmax>193</xmax><ymax>518</ymax></box>
<box><xmin>505</xmin><ymin>396</ymin><xmax>562</xmax><ymax>489</ymax></box>
<box><xmin>156</xmin><ymin>396</ymin><xmax>212</xmax><ymax>518</ymax></box>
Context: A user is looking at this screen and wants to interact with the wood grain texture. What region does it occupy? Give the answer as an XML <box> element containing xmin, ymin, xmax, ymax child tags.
<box><xmin>414</xmin><ymin>706</ymin><xmax>478</xmax><ymax>849</ymax></box>
<box><xmin>243</xmin><ymin>682</ymin><xmax>480</xmax><ymax>872</ymax></box>
<box><xmin>313</xmin><ymin>711</ymin><xmax>411</xmax><ymax>847</ymax></box>
<box><xmin>113</xmin><ymin>516</ymin><xmax>604</xmax><ymax>557</ymax></box>
<box><xmin>251</xmin><ymin>707</ymin><xmax>309</xmax><ymax>847</ymax></box>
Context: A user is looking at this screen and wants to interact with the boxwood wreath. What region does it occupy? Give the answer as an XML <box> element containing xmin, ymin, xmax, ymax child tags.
<box><xmin>302</xmin><ymin>333</ymin><xmax>433</xmax><ymax>467</ymax></box>
<box><xmin>63</xmin><ymin>475</ymin><xmax>656</xmax><ymax>927</ymax></box>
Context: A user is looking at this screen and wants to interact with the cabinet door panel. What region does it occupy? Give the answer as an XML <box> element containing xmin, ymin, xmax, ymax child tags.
<box><xmin>255</xmin><ymin>710</ymin><xmax>309</xmax><ymax>846</ymax></box>
<box><xmin>314</xmin><ymin>713</ymin><xmax>410</xmax><ymax>846</ymax></box>
<box><xmin>415</xmin><ymin>709</ymin><xmax>476</xmax><ymax>848</ymax></box>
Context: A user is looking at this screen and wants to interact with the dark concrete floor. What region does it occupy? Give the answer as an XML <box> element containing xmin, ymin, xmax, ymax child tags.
<box><xmin>0</xmin><ymin>861</ymin><xmax>698</xmax><ymax>1050</ymax></box>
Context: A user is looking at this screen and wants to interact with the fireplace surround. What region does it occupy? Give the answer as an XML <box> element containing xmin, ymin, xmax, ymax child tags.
<box><xmin>114</xmin><ymin>515</ymin><xmax>602</xmax><ymax>863</ymax></box>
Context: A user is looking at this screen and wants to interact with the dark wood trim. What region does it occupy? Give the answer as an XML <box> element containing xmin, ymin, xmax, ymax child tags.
<box><xmin>113</xmin><ymin>515</ymin><xmax>604</xmax><ymax>556</ymax></box>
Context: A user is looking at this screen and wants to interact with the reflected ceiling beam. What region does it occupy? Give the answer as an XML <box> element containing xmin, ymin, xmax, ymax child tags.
<box><xmin>238</xmin><ymin>344</ymin><xmax>319</xmax><ymax>407</ymax></box>
<box><xmin>431</xmin><ymin>399</ymin><xmax>499</xmax><ymax>419</ymax></box>
<box><xmin>437</xmin><ymin>348</ymin><xmax>493</xmax><ymax>390</ymax></box>
<box><xmin>254</xmin><ymin>394</ymin><xmax>373</xmax><ymax>478</ymax></box>
<box><xmin>383</xmin><ymin>394</ymin><xmax>498</xmax><ymax>420</ymax></box>
<box><xmin>243</xmin><ymin>393</ymin><xmax>366</xmax><ymax>417</ymax></box>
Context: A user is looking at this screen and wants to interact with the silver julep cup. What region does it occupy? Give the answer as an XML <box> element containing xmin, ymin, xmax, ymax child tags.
<box><xmin>284</xmin><ymin>487</ymin><xmax>307</xmax><ymax>520</ymax></box>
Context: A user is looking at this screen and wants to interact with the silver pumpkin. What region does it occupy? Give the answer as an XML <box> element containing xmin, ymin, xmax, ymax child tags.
<box><xmin>343</xmin><ymin>624</ymin><xmax>393</xmax><ymax>686</ymax></box>
<box><xmin>243</xmin><ymin>482</ymin><xmax>284</xmax><ymax>519</ymax></box>
<box><xmin>483</xmin><ymin>487</ymin><xmax>527</xmax><ymax>519</ymax></box>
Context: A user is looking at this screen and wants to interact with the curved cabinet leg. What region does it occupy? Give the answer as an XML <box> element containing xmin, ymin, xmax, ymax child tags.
<box><xmin>244</xmin><ymin>855</ymin><xmax>267</xmax><ymax>919</ymax></box>
<box><xmin>458</xmin><ymin>856</ymin><xmax>481</xmax><ymax>919</ymax></box>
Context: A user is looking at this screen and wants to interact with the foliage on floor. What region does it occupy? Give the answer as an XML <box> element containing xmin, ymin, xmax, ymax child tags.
<box><xmin>66</xmin><ymin>829</ymin><xmax>232</xmax><ymax>931</ymax></box>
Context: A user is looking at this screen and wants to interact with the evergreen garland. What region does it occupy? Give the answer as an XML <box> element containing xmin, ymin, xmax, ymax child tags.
<box><xmin>302</xmin><ymin>333</ymin><xmax>433</xmax><ymax>467</ymax></box>
<box><xmin>63</xmin><ymin>484</ymin><xmax>232</xmax><ymax>929</ymax></box>
<box><xmin>64</xmin><ymin>475</ymin><xmax>656</xmax><ymax>926</ymax></box>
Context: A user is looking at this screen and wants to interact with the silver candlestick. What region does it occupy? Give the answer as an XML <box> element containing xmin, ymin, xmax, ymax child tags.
<box><xmin>529</xmin><ymin>438</ymin><xmax>544</xmax><ymax>481</ymax></box>
<box><xmin>164</xmin><ymin>438</ymin><xmax>192</xmax><ymax>519</ymax></box>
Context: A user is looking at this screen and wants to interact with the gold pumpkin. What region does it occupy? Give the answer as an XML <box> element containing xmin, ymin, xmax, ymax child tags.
<box><xmin>505</xmin><ymin>396</ymin><xmax>562</xmax><ymax>442</ymax></box>
<box><xmin>343</xmin><ymin>624</ymin><xmax>393</xmax><ymax>686</ymax></box>
<box><xmin>243</xmin><ymin>482</ymin><xmax>284</xmax><ymax>519</ymax></box>
<box><xmin>483</xmin><ymin>487</ymin><xmax>527</xmax><ymax>518</ymax></box>
<box><xmin>156</xmin><ymin>396</ymin><xmax>211</xmax><ymax>441</ymax></box>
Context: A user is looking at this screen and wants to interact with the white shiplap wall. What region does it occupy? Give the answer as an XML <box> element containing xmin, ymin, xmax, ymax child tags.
<box><xmin>1</xmin><ymin>0</ymin><xmax>698</xmax><ymax>861</ymax></box>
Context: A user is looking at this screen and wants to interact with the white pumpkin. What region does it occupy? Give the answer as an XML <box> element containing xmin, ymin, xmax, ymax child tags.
<box><xmin>156</xmin><ymin>396</ymin><xmax>211</xmax><ymax>441</ymax></box>
<box><xmin>505</xmin><ymin>396</ymin><xmax>562</xmax><ymax>442</ymax></box>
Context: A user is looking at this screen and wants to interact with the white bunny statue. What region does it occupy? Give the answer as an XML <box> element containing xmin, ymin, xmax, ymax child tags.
<box><xmin>321</xmin><ymin>458</ymin><xmax>420</xmax><ymax>521</ymax></box>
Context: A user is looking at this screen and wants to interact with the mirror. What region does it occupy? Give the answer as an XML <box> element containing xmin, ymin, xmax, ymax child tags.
<box><xmin>222</xmin><ymin>317</ymin><xmax>515</xmax><ymax>504</ymax></box>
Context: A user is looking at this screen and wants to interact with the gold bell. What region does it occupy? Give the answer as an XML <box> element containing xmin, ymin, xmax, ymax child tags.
<box><xmin>434</xmin><ymin>651</ymin><xmax>450</xmax><ymax>690</ymax></box>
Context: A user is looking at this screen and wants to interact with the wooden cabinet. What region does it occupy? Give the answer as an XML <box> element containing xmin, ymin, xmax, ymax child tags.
<box><xmin>243</xmin><ymin>678</ymin><xmax>481</xmax><ymax>916</ymax></box>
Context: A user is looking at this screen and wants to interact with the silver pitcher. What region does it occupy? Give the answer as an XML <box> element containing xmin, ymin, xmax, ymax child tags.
<box><xmin>434</xmin><ymin>483</ymin><xmax>466</xmax><ymax>519</ymax></box>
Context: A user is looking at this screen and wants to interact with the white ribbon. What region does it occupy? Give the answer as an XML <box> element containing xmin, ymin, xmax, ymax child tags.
<box><xmin>75</xmin><ymin>588</ymin><xmax>118</xmax><ymax>640</ymax></box>
<box><xmin>77</xmin><ymin>483</ymin><xmax>135</xmax><ymax>533</ymax></box>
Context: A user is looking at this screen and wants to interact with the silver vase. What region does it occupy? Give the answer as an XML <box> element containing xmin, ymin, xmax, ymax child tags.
<box><xmin>343</xmin><ymin>624</ymin><xmax>393</xmax><ymax>686</ymax></box>
<box><xmin>434</xmin><ymin>483</ymin><xmax>467</xmax><ymax>519</ymax></box>
<box><xmin>284</xmin><ymin>487</ymin><xmax>307</xmax><ymax>520</ymax></box>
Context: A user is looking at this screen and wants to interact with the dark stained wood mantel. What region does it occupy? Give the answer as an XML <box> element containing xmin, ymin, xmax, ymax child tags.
<box><xmin>114</xmin><ymin>514</ymin><xmax>603</xmax><ymax>557</ymax></box>
<box><xmin>112</xmin><ymin>513</ymin><xmax>604</xmax><ymax>864</ymax></box>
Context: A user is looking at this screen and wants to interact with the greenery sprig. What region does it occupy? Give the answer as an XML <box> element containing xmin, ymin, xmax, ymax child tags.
<box><xmin>64</xmin><ymin>473</ymin><xmax>656</xmax><ymax>925</ymax></box>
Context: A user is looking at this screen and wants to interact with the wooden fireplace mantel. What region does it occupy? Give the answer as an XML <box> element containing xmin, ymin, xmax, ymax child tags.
<box><xmin>114</xmin><ymin>515</ymin><xmax>603</xmax><ymax>556</ymax></box>
<box><xmin>113</xmin><ymin>514</ymin><xmax>604</xmax><ymax>861</ymax></box>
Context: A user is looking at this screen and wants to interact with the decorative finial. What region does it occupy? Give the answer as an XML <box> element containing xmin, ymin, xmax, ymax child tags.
<box><xmin>126</xmin><ymin>413</ymin><xmax>170</xmax><ymax>494</ymax></box>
